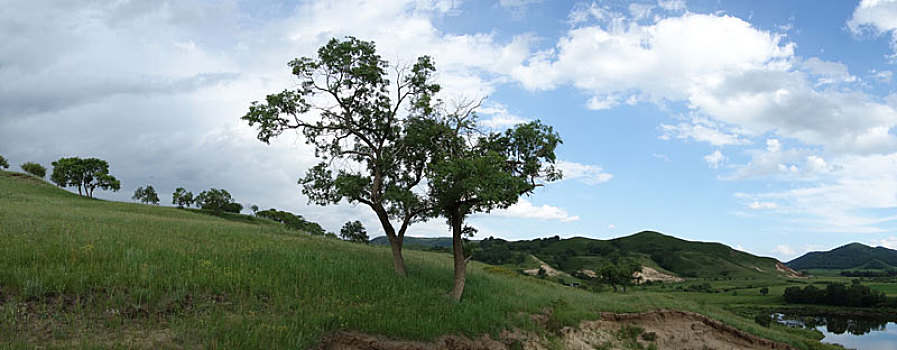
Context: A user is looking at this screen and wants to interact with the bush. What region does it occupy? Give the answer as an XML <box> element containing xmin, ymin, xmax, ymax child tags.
<box><xmin>759</xmin><ymin>287</ymin><xmax>769</xmax><ymax>296</ymax></box>
<box><xmin>20</xmin><ymin>162</ymin><xmax>46</xmax><ymax>178</ymax></box>
<box><xmin>754</xmin><ymin>314</ymin><xmax>772</xmax><ymax>327</ymax></box>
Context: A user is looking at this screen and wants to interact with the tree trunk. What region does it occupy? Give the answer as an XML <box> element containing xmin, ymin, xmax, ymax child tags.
<box><xmin>372</xmin><ymin>204</ymin><xmax>406</xmax><ymax>276</ymax></box>
<box><xmin>448</xmin><ymin>210</ymin><xmax>466</xmax><ymax>301</ymax></box>
<box><xmin>386</xmin><ymin>233</ymin><xmax>406</xmax><ymax>276</ymax></box>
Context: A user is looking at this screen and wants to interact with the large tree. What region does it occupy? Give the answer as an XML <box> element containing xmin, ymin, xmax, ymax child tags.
<box><xmin>50</xmin><ymin>157</ymin><xmax>121</xmax><ymax>198</ymax></box>
<box><xmin>425</xmin><ymin>103</ymin><xmax>563</xmax><ymax>301</ymax></box>
<box><xmin>242</xmin><ymin>37</ymin><xmax>440</xmax><ymax>276</ymax></box>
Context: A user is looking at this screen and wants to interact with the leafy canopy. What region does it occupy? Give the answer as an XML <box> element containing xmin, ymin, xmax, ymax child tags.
<box><xmin>195</xmin><ymin>188</ymin><xmax>240</xmax><ymax>213</ymax></box>
<box><xmin>172</xmin><ymin>187</ymin><xmax>195</xmax><ymax>208</ymax></box>
<box><xmin>50</xmin><ymin>157</ymin><xmax>121</xmax><ymax>198</ymax></box>
<box><xmin>132</xmin><ymin>185</ymin><xmax>160</xmax><ymax>205</ymax></box>
<box><xmin>20</xmin><ymin>162</ymin><xmax>46</xmax><ymax>178</ymax></box>
<box><xmin>340</xmin><ymin>220</ymin><xmax>369</xmax><ymax>243</ymax></box>
<box><xmin>241</xmin><ymin>36</ymin><xmax>442</xmax><ymax>275</ymax></box>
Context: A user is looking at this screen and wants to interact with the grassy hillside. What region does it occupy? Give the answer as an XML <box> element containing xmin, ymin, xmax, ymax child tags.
<box><xmin>787</xmin><ymin>243</ymin><xmax>897</xmax><ymax>270</ymax></box>
<box><xmin>0</xmin><ymin>171</ymin><xmax>835</xmax><ymax>349</ymax></box>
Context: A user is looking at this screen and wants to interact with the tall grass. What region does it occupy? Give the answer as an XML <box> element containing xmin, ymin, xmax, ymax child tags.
<box><xmin>0</xmin><ymin>171</ymin><xmax>835</xmax><ymax>348</ymax></box>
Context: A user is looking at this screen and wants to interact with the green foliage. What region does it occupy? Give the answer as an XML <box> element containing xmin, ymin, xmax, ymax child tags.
<box><xmin>242</xmin><ymin>37</ymin><xmax>442</xmax><ymax>275</ymax></box>
<box><xmin>50</xmin><ymin>157</ymin><xmax>120</xmax><ymax>198</ymax></box>
<box><xmin>597</xmin><ymin>262</ymin><xmax>642</xmax><ymax>293</ymax></box>
<box><xmin>783</xmin><ymin>283</ymin><xmax>889</xmax><ymax>307</ymax></box>
<box><xmin>340</xmin><ymin>220</ymin><xmax>369</xmax><ymax>243</ymax></box>
<box><xmin>760</xmin><ymin>287</ymin><xmax>769</xmax><ymax>295</ymax></box>
<box><xmin>754</xmin><ymin>314</ymin><xmax>772</xmax><ymax>327</ymax></box>
<box><xmin>256</xmin><ymin>208</ymin><xmax>327</xmax><ymax>236</ymax></box>
<box><xmin>195</xmin><ymin>188</ymin><xmax>238</xmax><ymax>214</ymax></box>
<box><xmin>20</xmin><ymin>162</ymin><xmax>46</xmax><ymax>178</ymax></box>
<box><xmin>0</xmin><ymin>155</ymin><xmax>8</xmax><ymax>169</ymax></box>
<box><xmin>132</xmin><ymin>185</ymin><xmax>160</xmax><ymax>205</ymax></box>
<box><xmin>172</xmin><ymin>187</ymin><xmax>195</xmax><ymax>208</ymax></box>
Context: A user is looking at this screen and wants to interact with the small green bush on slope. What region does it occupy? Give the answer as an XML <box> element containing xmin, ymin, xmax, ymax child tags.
<box><xmin>0</xmin><ymin>171</ymin><xmax>834</xmax><ymax>349</ymax></box>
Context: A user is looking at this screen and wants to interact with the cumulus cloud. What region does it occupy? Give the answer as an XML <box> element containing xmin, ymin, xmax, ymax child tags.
<box><xmin>478</xmin><ymin>104</ymin><xmax>530</xmax><ymax>129</ymax></box>
<box><xmin>703</xmin><ymin>150</ymin><xmax>726</xmax><ymax>169</ymax></box>
<box><xmin>492</xmin><ymin>199</ymin><xmax>579</xmax><ymax>222</ymax></box>
<box><xmin>848</xmin><ymin>0</ymin><xmax>897</xmax><ymax>53</ymax></box>
<box><xmin>556</xmin><ymin>160</ymin><xmax>613</xmax><ymax>185</ymax></box>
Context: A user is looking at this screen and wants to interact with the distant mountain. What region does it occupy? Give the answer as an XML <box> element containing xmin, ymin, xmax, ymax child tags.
<box><xmin>370</xmin><ymin>236</ymin><xmax>456</xmax><ymax>249</ymax></box>
<box><xmin>786</xmin><ymin>243</ymin><xmax>897</xmax><ymax>270</ymax></box>
<box><xmin>487</xmin><ymin>231</ymin><xmax>793</xmax><ymax>279</ymax></box>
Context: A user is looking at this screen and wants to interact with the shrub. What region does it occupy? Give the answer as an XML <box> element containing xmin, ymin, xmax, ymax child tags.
<box><xmin>754</xmin><ymin>314</ymin><xmax>772</xmax><ymax>327</ymax></box>
<box><xmin>20</xmin><ymin>162</ymin><xmax>46</xmax><ymax>178</ymax></box>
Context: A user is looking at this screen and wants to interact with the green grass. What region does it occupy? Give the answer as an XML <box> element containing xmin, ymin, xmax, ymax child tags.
<box><xmin>0</xmin><ymin>171</ymin><xmax>840</xmax><ymax>349</ymax></box>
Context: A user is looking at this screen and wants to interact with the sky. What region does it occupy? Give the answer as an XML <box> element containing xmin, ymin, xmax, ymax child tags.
<box><xmin>2</xmin><ymin>0</ymin><xmax>897</xmax><ymax>261</ymax></box>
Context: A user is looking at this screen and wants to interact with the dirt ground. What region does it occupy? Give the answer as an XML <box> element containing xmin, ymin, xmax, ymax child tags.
<box><xmin>318</xmin><ymin>309</ymin><xmax>795</xmax><ymax>350</ymax></box>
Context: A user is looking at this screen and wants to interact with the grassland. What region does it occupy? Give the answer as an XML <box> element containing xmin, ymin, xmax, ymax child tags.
<box><xmin>0</xmin><ymin>171</ymin><xmax>841</xmax><ymax>349</ymax></box>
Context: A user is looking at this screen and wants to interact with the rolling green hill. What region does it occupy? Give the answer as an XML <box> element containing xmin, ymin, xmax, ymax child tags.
<box><xmin>786</xmin><ymin>243</ymin><xmax>897</xmax><ymax>270</ymax></box>
<box><xmin>0</xmin><ymin>170</ymin><xmax>833</xmax><ymax>349</ymax></box>
<box><xmin>468</xmin><ymin>231</ymin><xmax>796</xmax><ymax>279</ymax></box>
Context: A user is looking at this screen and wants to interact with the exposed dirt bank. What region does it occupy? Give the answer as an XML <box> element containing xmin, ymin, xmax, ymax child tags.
<box><xmin>318</xmin><ymin>309</ymin><xmax>795</xmax><ymax>350</ymax></box>
<box><xmin>634</xmin><ymin>266</ymin><xmax>684</xmax><ymax>284</ymax></box>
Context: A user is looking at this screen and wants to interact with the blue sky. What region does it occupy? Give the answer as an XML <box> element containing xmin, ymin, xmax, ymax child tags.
<box><xmin>2</xmin><ymin>0</ymin><xmax>897</xmax><ymax>261</ymax></box>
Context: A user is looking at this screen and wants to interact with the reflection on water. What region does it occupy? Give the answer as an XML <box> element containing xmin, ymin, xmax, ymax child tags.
<box><xmin>775</xmin><ymin>314</ymin><xmax>897</xmax><ymax>350</ymax></box>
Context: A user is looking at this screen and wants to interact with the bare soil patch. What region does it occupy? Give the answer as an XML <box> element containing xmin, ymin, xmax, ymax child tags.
<box><xmin>318</xmin><ymin>309</ymin><xmax>795</xmax><ymax>350</ymax></box>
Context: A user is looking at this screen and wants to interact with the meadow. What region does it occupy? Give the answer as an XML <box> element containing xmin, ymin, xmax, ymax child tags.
<box><xmin>0</xmin><ymin>171</ymin><xmax>841</xmax><ymax>349</ymax></box>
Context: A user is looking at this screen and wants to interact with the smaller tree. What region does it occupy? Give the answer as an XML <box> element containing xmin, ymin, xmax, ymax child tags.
<box><xmin>50</xmin><ymin>157</ymin><xmax>120</xmax><ymax>198</ymax></box>
<box><xmin>340</xmin><ymin>220</ymin><xmax>370</xmax><ymax>243</ymax></box>
<box><xmin>172</xmin><ymin>187</ymin><xmax>195</xmax><ymax>208</ymax></box>
<box><xmin>760</xmin><ymin>287</ymin><xmax>769</xmax><ymax>296</ymax></box>
<box><xmin>132</xmin><ymin>185</ymin><xmax>160</xmax><ymax>204</ymax></box>
<box><xmin>0</xmin><ymin>155</ymin><xmax>10</xmax><ymax>169</ymax></box>
<box><xmin>195</xmin><ymin>188</ymin><xmax>237</xmax><ymax>213</ymax></box>
<box><xmin>598</xmin><ymin>262</ymin><xmax>642</xmax><ymax>293</ymax></box>
<box><xmin>250</xmin><ymin>204</ymin><xmax>259</xmax><ymax>214</ymax></box>
<box><xmin>20</xmin><ymin>162</ymin><xmax>47</xmax><ymax>178</ymax></box>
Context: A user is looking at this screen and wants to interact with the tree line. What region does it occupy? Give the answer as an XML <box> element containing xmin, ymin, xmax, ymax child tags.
<box><xmin>783</xmin><ymin>282</ymin><xmax>891</xmax><ymax>307</ymax></box>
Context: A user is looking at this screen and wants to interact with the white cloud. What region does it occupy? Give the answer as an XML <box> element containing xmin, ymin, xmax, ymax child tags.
<box><xmin>478</xmin><ymin>104</ymin><xmax>530</xmax><ymax>129</ymax></box>
<box><xmin>748</xmin><ymin>201</ymin><xmax>778</xmax><ymax>210</ymax></box>
<box><xmin>660</xmin><ymin>117</ymin><xmax>748</xmax><ymax>146</ymax></box>
<box><xmin>492</xmin><ymin>199</ymin><xmax>580</xmax><ymax>222</ymax></box>
<box><xmin>773</xmin><ymin>245</ymin><xmax>796</xmax><ymax>257</ymax></box>
<box><xmin>871</xmin><ymin>236</ymin><xmax>897</xmax><ymax>249</ymax></box>
<box><xmin>608</xmin><ymin>224</ymin><xmax>616</xmax><ymax>229</ymax></box>
<box><xmin>848</xmin><ymin>0</ymin><xmax>897</xmax><ymax>54</ymax></box>
<box><xmin>703</xmin><ymin>150</ymin><xmax>726</xmax><ymax>169</ymax></box>
<box><xmin>725</xmin><ymin>139</ymin><xmax>834</xmax><ymax>181</ymax></box>
<box><xmin>586</xmin><ymin>94</ymin><xmax>620</xmax><ymax>110</ymax></box>
<box><xmin>556</xmin><ymin>160</ymin><xmax>613</xmax><ymax>185</ymax></box>
<box><xmin>802</xmin><ymin>57</ymin><xmax>856</xmax><ymax>85</ymax></box>
<box><xmin>657</xmin><ymin>0</ymin><xmax>687</xmax><ymax>12</ymax></box>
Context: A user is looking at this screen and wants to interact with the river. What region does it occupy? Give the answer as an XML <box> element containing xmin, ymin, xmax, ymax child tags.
<box><xmin>775</xmin><ymin>314</ymin><xmax>897</xmax><ymax>350</ymax></box>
